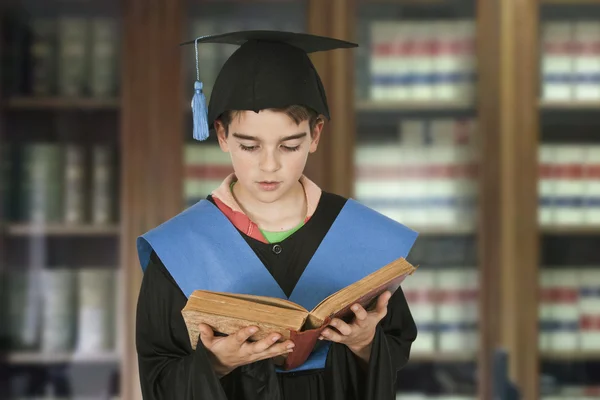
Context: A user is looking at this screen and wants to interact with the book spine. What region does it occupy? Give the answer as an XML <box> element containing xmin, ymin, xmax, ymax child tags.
<box><xmin>541</xmin><ymin>22</ymin><xmax>574</xmax><ymax>101</ymax></box>
<box><xmin>90</xmin><ymin>18</ymin><xmax>119</xmax><ymax>98</ymax></box>
<box><xmin>76</xmin><ymin>268</ymin><xmax>116</xmax><ymax>352</ymax></box>
<box><xmin>411</xmin><ymin>23</ymin><xmax>435</xmax><ymax>101</ymax></box>
<box><xmin>584</xmin><ymin>145</ymin><xmax>600</xmax><ymax>225</ymax></box>
<box><xmin>437</xmin><ymin>269</ymin><xmax>476</xmax><ymax>352</ymax></box>
<box><xmin>58</xmin><ymin>17</ymin><xmax>89</xmax><ymax>97</ymax></box>
<box><xmin>184</xmin><ymin>144</ymin><xmax>233</xmax><ymax>207</ymax></box>
<box><xmin>554</xmin><ymin>145</ymin><xmax>586</xmax><ymax>225</ymax></box>
<box><xmin>579</xmin><ymin>267</ymin><xmax>600</xmax><ymax>351</ymax></box>
<box><xmin>30</xmin><ymin>18</ymin><xmax>57</xmax><ymax>96</ymax></box>
<box><xmin>550</xmin><ymin>269</ymin><xmax>579</xmax><ymax>351</ymax></box>
<box><xmin>63</xmin><ymin>144</ymin><xmax>86</xmax><ymax>224</ymax></box>
<box><xmin>539</xmin><ymin>269</ymin><xmax>554</xmax><ymax>352</ymax></box>
<box><xmin>42</xmin><ymin>269</ymin><xmax>77</xmax><ymax>352</ymax></box>
<box><xmin>539</xmin><ymin>144</ymin><xmax>557</xmax><ymax>226</ymax></box>
<box><xmin>573</xmin><ymin>21</ymin><xmax>600</xmax><ymax>101</ymax></box>
<box><xmin>91</xmin><ymin>145</ymin><xmax>115</xmax><ymax>224</ymax></box>
<box><xmin>402</xmin><ymin>270</ymin><xmax>436</xmax><ymax>354</ymax></box>
<box><xmin>20</xmin><ymin>144</ymin><xmax>63</xmax><ymax>223</ymax></box>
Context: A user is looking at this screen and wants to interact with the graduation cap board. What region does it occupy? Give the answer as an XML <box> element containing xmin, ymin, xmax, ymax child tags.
<box><xmin>181</xmin><ymin>30</ymin><xmax>358</xmax><ymax>141</ymax></box>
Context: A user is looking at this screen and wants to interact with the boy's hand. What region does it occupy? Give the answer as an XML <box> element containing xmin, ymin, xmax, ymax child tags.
<box><xmin>318</xmin><ymin>290</ymin><xmax>391</xmax><ymax>363</ymax></box>
<box><xmin>198</xmin><ymin>324</ymin><xmax>295</xmax><ymax>377</ymax></box>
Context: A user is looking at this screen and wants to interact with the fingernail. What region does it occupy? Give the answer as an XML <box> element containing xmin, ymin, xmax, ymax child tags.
<box><xmin>331</xmin><ymin>321</ymin><xmax>337</xmax><ymax>326</ymax></box>
<box><xmin>287</xmin><ymin>349</ymin><xmax>294</xmax><ymax>352</ymax></box>
<box><xmin>287</xmin><ymin>343</ymin><xmax>295</xmax><ymax>349</ymax></box>
<box><xmin>322</xmin><ymin>331</ymin><xmax>329</xmax><ymax>336</ymax></box>
<box><xmin>272</xmin><ymin>336</ymin><xmax>280</xmax><ymax>342</ymax></box>
<box><xmin>249</xmin><ymin>328</ymin><xmax>258</xmax><ymax>333</ymax></box>
<box><xmin>352</xmin><ymin>305</ymin><xmax>359</xmax><ymax>311</ymax></box>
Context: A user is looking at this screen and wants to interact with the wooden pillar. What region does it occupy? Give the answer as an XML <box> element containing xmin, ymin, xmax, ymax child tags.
<box><xmin>305</xmin><ymin>0</ymin><xmax>355</xmax><ymax>198</ymax></box>
<box><xmin>305</xmin><ymin>0</ymin><xmax>332</xmax><ymax>190</ymax></box>
<box><xmin>120</xmin><ymin>0</ymin><xmax>184</xmax><ymax>398</ymax></box>
<box><xmin>478</xmin><ymin>0</ymin><xmax>539</xmax><ymax>398</ymax></box>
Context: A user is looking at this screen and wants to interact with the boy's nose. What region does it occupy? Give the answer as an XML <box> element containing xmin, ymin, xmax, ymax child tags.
<box><xmin>259</xmin><ymin>151</ymin><xmax>281</xmax><ymax>172</ymax></box>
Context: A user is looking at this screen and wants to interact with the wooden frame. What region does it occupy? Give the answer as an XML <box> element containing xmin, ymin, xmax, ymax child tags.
<box><xmin>478</xmin><ymin>0</ymin><xmax>539</xmax><ymax>399</ymax></box>
<box><xmin>121</xmin><ymin>0</ymin><xmax>184</xmax><ymax>399</ymax></box>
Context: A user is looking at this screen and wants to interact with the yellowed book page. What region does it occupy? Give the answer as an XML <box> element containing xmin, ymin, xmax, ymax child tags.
<box><xmin>214</xmin><ymin>292</ymin><xmax>308</xmax><ymax>312</ymax></box>
<box><xmin>310</xmin><ymin>258</ymin><xmax>416</xmax><ymax>320</ymax></box>
<box><xmin>186</xmin><ymin>292</ymin><xmax>306</xmax><ymax>328</ymax></box>
<box><xmin>183</xmin><ymin>312</ymin><xmax>296</xmax><ymax>350</ymax></box>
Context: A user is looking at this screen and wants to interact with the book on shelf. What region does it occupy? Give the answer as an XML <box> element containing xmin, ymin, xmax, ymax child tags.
<box><xmin>182</xmin><ymin>257</ymin><xmax>417</xmax><ymax>370</ymax></box>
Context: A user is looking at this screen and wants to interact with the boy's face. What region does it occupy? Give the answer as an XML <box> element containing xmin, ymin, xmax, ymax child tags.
<box><xmin>215</xmin><ymin>109</ymin><xmax>323</xmax><ymax>204</ymax></box>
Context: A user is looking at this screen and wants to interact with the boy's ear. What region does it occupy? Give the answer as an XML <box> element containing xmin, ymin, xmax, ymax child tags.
<box><xmin>309</xmin><ymin>117</ymin><xmax>325</xmax><ymax>153</ymax></box>
<box><xmin>215</xmin><ymin>120</ymin><xmax>230</xmax><ymax>152</ymax></box>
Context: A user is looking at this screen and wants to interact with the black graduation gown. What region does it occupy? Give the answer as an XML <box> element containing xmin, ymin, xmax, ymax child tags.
<box><xmin>135</xmin><ymin>192</ymin><xmax>418</xmax><ymax>400</ymax></box>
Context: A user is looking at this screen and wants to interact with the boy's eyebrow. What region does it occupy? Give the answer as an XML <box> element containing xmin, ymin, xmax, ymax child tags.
<box><xmin>231</xmin><ymin>132</ymin><xmax>307</xmax><ymax>141</ymax></box>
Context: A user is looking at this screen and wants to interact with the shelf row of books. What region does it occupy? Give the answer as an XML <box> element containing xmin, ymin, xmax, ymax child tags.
<box><xmin>2</xmin><ymin>267</ymin><xmax>120</xmax><ymax>354</ymax></box>
<box><xmin>184</xmin><ymin>144</ymin><xmax>232</xmax><ymax>207</ymax></box>
<box><xmin>395</xmin><ymin>395</ymin><xmax>474</xmax><ymax>400</ymax></box>
<box><xmin>539</xmin><ymin>267</ymin><xmax>600</xmax><ymax>352</ymax></box>
<box><xmin>541</xmin><ymin>21</ymin><xmax>600</xmax><ymax>102</ymax></box>
<box><xmin>188</xmin><ymin>17</ymin><xmax>304</xmax><ymax>101</ymax></box>
<box><xmin>9</xmin><ymin>367</ymin><xmax>120</xmax><ymax>400</ymax></box>
<box><xmin>538</xmin><ymin>144</ymin><xmax>600</xmax><ymax>227</ymax></box>
<box><xmin>403</xmin><ymin>269</ymin><xmax>478</xmax><ymax>354</ymax></box>
<box><xmin>5</xmin><ymin>16</ymin><xmax>119</xmax><ymax>98</ymax></box>
<box><xmin>3</xmin><ymin>143</ymin><xmax>117</xmax><ymax>224</ymax></box>
<box><xmin>542</xmin><ymin>387</ymin><xmax>600</xmax><ymax>400</ymax></box>
<box><xmin>355</xmin><ymin>118</ymin><xmax>478</xmax><ymax>229</ymax></box>
<box><xmin>356</xmin><ymin>20</ymin><xmax>476</xmax><ymax>103</ymax></box>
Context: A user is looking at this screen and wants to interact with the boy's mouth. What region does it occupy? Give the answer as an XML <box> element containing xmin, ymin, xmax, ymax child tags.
<box><xmin>257</xmin><ymin>181</ymin><xmax>281</xmax><ymax>191</ymax></box>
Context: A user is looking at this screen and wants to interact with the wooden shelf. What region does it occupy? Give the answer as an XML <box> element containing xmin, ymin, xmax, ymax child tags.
<box><xmin>356</xmin><ymin>100</ymin><xmax>474</xmax><ymax>112</ymax></box>
<box><xmin>541</xmin><ymin>0</ymin><xmax>600</xmax><ymax>4</ymax></box>
<box><xmin>5</xmin><ymin>97</ymin><xmax>120</xmax><ymax>110</ymax></box>
<box><xmin>5</xmin><ymin>224</ymin><xmax>121</xmax><ymax>236</ymax></box>
<box><xmin>539</xmin><ymin>99</ymin><xmax>600</xmax><ymax>110</ymax></box>
<box><xmin>360</xmin><ymin>0</ymin><xmax>450</xmax><ymax>3</ymax></box>
<box><xmin>541</xmin><ymin>351</ymin><xmax>600</xmax><ymax>361</ymax></box>
<box><xmin>540</xmin><ymin>225</ymin><xmax>600</xmax><ymax>235</ymax></box>
<box><xmin>5</xmin><ymin>351</ymin><xmax>120</xmax><ymax>364</ymax></box>
<box><xmin>411</xmin><ymin>351</ymin><xmax>477</xmax><ymax>362</ymax></box>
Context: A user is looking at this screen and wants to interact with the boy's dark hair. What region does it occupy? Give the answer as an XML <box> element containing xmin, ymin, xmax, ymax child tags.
<box><xmin>218</xmin><ymin>105</ymin><xmax>322</xmax><ymax>137</ymax></box>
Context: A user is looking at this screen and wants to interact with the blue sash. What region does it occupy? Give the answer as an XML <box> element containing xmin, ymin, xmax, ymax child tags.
<box><xmin>137</xmin><ymin>198</ymin><xmax>417</xmax><ymax>372</ymax></box>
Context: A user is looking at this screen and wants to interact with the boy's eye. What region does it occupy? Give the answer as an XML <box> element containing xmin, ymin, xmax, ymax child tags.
<box><xmin>282</xmin><ymin>145</ymin><xmax>300</xmax><ymax>152</ymax></box>
<box><xmin>239</xmin><ymin>144</ymin><xmax>257</xmax><ymax>152</ymax></box>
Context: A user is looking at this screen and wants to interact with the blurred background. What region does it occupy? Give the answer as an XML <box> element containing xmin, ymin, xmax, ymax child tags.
<box><xmin>0</xmin><ymin>0</ymin><xmax>599</xmax><ymax>399</ymax></box>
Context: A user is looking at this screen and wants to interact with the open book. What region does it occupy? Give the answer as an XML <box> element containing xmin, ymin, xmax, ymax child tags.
<box><xmin>181</xmin><ymin>257</ymin><xmax>416</xmax><ymax>370</ymax></box>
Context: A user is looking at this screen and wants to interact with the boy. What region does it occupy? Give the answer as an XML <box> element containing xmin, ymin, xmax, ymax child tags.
<box><xmin>135</xmin><ymin>31</ymin><xmax>418</xmax><ymax>400</ymax></box>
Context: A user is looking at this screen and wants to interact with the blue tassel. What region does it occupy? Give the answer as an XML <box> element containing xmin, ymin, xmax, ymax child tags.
<box><xmin>191</xmin><ymin>80</ymin><xmax>209</xmax><ymax>141</ymax></box>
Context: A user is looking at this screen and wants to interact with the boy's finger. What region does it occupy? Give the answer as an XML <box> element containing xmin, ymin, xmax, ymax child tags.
<box><xmin>234</xmin><ymin>326</ymin><xmax>258</xmax><ymax>345</ymax></box>
<box><xmin>350</xmin><ymin>304</ymin><xmax>368</xmax><ymax>322</ymax></box>
<box><xmin>330</xmin><ymin>318</ymin><xmax>353</xmax><ymax>335</ymax></box>
<box><xmin>265</xmin><ymin>340</ymin><xmax>295</xmax><ymax>357</ymax></box>
<box><xmin>321</xmin><ymin>328</ymin><xmax>344</xmax><ymax>343</ymax></box>
<box><xmin>249</xmin><ymin>333</ymin><xmax>282</xmax><ymax>354</ymax></box>
<box><xmin>375</xmin><ymin>291</ymin><xmax>391</xmax><ymax>318</ymax></box>
<box><xmin>198</xmin><ymin>323</ymin><xmax>215</xmax><ymax>346</ymax></box>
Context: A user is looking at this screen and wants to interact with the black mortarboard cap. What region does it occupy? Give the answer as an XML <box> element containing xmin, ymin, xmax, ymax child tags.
<box><xmin>181</xmin><ymin>30</ymin><xmax>358</xmax><ymax>141</ymax></box>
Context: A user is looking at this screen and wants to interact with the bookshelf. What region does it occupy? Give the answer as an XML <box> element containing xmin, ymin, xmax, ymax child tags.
<box><xmin>349</xmin><ymin>1</ymin><xmax>480</xmax><ymax>398</ymax></box>
<box><xmin>0</xmin><ymin>1</ymin><xmax>123</xmax><ymax>399</ymax></box>
<box><xmin>537</xmin><ymin>0</ymin><xmax>600</xmax><ymax>396</ymax></box>
<box><xmin>5</xmin><ymin>97</ymin><xmax>120</xmax><ymax>110</ymax></box>
<box><xmin>1</xmin><ymin>0</ymin><xmax>598</xmax><ymax>399</ymax></box>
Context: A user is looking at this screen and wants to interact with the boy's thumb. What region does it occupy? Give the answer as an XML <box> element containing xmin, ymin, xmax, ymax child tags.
<box><xmin>198</xmin><ymin>324</ymin><xmax>214</xmax><ymax>343</ymax></box>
